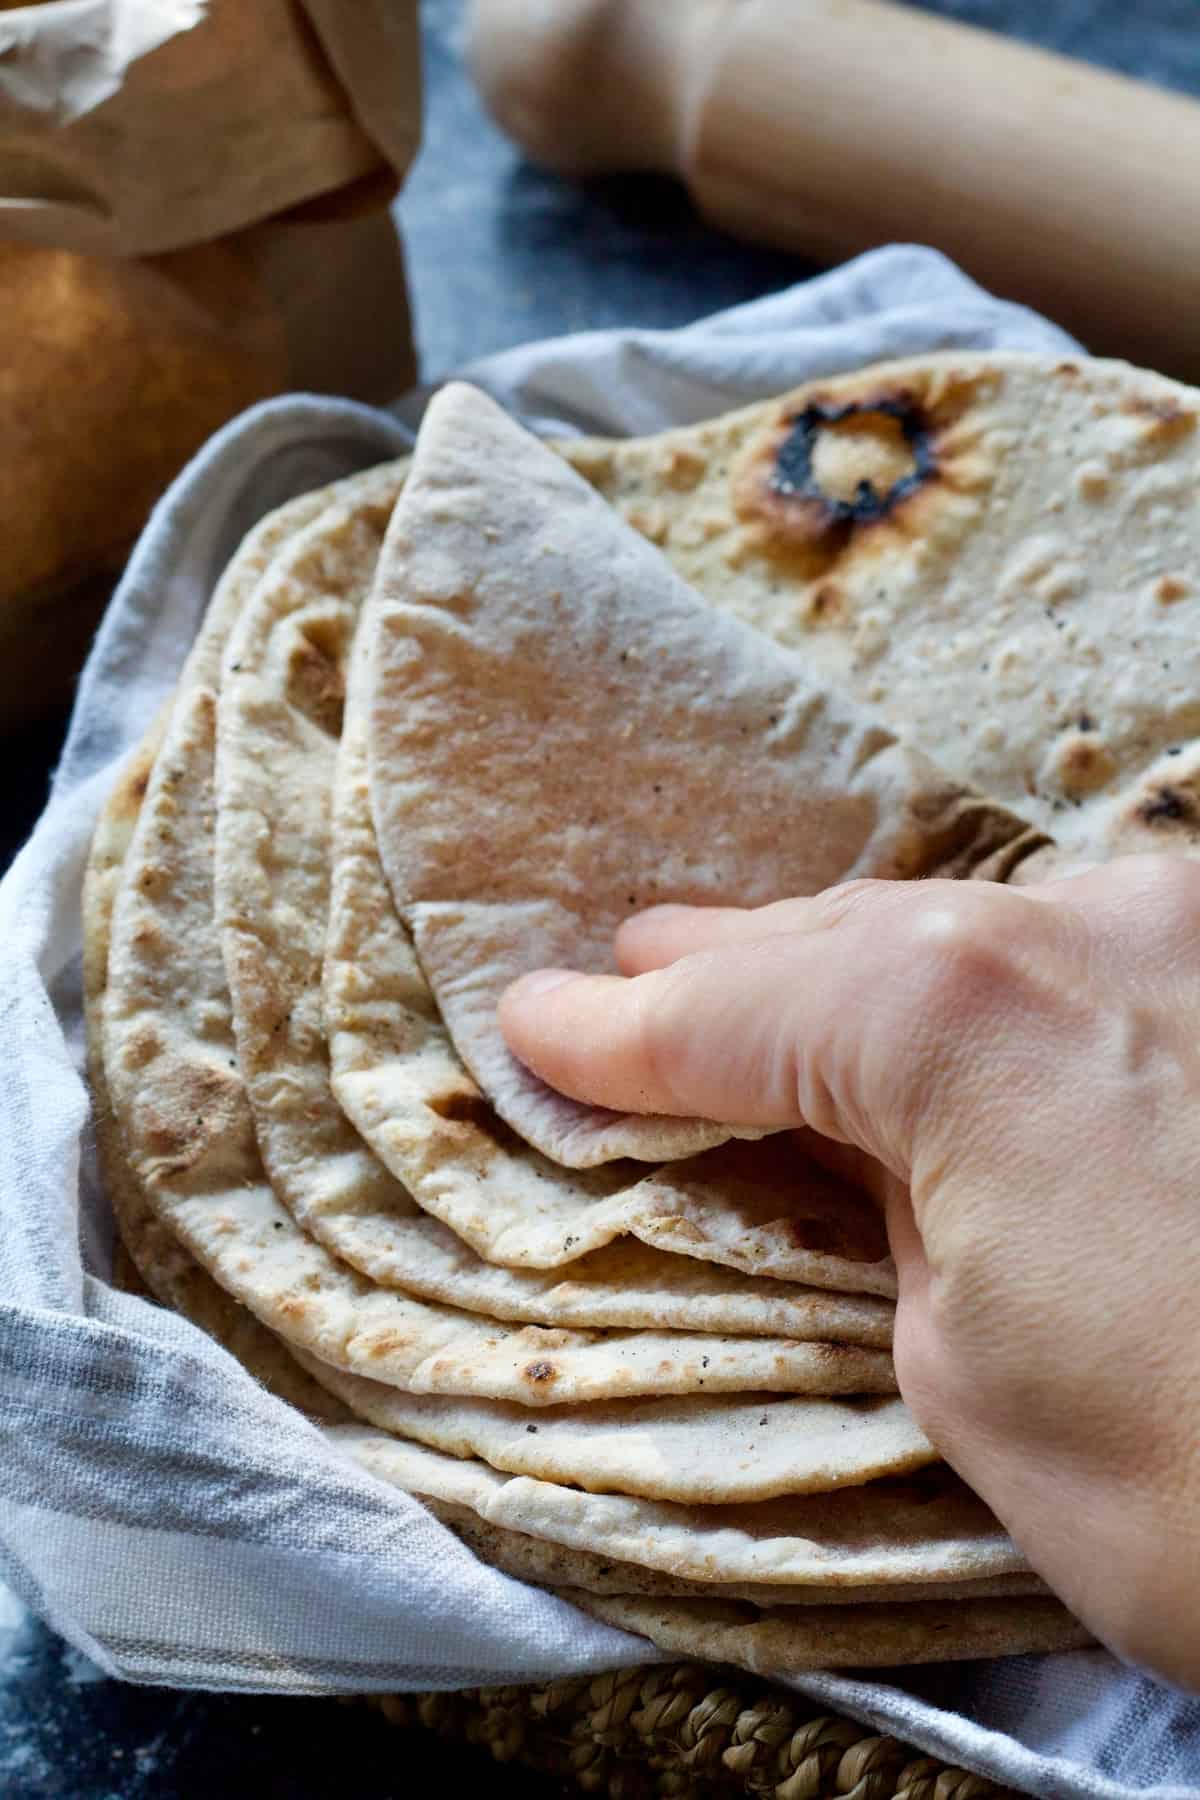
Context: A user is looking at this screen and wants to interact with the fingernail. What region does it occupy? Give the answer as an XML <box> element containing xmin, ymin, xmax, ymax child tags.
<box><xmin>513</xmin><ymin>968</ymin><xmax>583</xmax><ymax>1000</ymax></box>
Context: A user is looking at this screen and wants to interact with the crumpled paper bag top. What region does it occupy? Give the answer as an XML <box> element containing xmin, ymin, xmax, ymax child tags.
<box><xmin>0</xmin><ymin>0</ymin><xmax>421</xmax><ymax>256</ymax></box>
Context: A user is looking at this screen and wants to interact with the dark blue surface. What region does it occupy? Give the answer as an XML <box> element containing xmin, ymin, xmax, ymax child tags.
<box><xmin>0</xmin><ymin>1615</ymin><xmax>500</xmax><ymax>1800</ymax></box>
<box><xmin>4</xmin><ymin>1</ymin><xmax>1199</xmax><ymax>1794</ymax></box>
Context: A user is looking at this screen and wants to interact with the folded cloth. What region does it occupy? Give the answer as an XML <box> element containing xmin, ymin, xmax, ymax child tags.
<box><xmin>3</xmin><ymin>244</ymin><xmax>1196</xmax><ymax>1797</ymax></box>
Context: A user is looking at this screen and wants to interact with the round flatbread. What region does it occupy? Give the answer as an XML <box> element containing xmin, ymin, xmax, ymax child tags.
<box><xmin>568</xmin><ymin>1591</ymin><xmax>1090</xmax><ymax>1672</ymax></box>
<box><xmin>295</xmin><ymin>1353</ymin><xmax>935</xmax><ymax>1504</ymax></box>
<box><xmin>569</xmin><ymin>351</ymin><xmax>1200</xmax><ymax>864</ymax></box>
<box><xmin>342</xmin><ymin>1427</ymin><xmax>1027</xmax><ymax>1590</ymax></box>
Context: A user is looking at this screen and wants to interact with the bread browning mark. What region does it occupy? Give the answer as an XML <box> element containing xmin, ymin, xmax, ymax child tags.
<box><xmin>738</xmin><ymin>391</ymin><xmax>934</xmax><ymax>568</ymax></box>
<box><xmin>657</xmin><ymin>442</ymin><xmax>708</xmax><ymax>492</ymax></box>
<box><xmin>135</xmin><ymin>1058</ymin><xmax>247</xmax><ymax>1183</ymax></box>
<box><xmin>1121</xmin><ymin>394</ymin><xmax>1198</xmax><ymax>449</ymax></box>
<box><xmin>1052</xmin><ymin>731</ymin><xmax>1117</xmax><ymax>798</ymax></box>
<box><xmin>1120</xmin><ymin>758</ymin><xmax>1200</xmax><ymax>845</ymax></box>
<box><xmin>287</xmin><ymin>618</ymin><xmax>347</xmax><ymax>738</ymax></box>
<box><xmin>429</xmin><ymin>1088</ymin><xmax>524</xmax><ymax>1153</ymax></box>
<box><xmin>787</xmin><ymin>1211</ymin><xmax>887</xmax><ymax>1263</ymax></box>
<box><xmin>809</xmin><ymin>582</ymin><xmax>845</xmax><ymax>623</ymax></box>
<box><xmin>1156</xmin><ymin>575</ymin><xmax>1190</xmax><ymax>605</ymax></box>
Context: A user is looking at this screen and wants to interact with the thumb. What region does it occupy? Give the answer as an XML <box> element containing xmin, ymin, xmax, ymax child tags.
<box><xmin>500</xmin><ymin>878</ymin><xmax>1021</xmax><ymax>1171</ymax></box>
<box><xmin>501</xmin><ymin>943</ymin><xmax>825</xmax><ymax>1132</ymax></box>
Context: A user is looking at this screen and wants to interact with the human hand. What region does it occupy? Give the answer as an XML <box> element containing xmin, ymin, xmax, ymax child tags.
<box><xmin>500</xmin><ymin>857</ymin><xmax>1200</xmax><ymax>1687</ymax></box>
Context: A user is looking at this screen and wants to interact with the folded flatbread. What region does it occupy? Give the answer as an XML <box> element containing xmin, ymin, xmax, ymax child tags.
<box><xmin>331</xmin><ymin>610</ymin><xmax>898</xmax><ymax>1291</ymax></box>
<box><xmin>366</xmin><ymin>382</ymin><xmax>1042</xmax><ymax>1167</ymax></box>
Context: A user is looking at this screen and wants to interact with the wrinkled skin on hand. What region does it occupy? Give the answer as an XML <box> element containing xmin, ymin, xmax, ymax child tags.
<box><xmin>502</xmin><ymin>857</ymin><xmax>1200</xmax><ymax>1688</ymax></box>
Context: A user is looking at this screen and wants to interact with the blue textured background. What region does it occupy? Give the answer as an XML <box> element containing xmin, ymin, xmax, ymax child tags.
<box><xmin>3</xmin><ymin>3</ymin><xmax>1198</xmax><ymax>1794</ymax></box>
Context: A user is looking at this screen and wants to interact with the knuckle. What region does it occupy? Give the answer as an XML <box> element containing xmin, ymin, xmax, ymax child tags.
<box><xmin>888</xmin><ymin>885</ymin><xmax>1024</xmax><ymax>1022</ymax></box>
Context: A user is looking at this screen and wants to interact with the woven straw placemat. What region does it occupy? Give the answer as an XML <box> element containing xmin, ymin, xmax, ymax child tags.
<box><xmin>372</xmin><ymin>1664</ymin><xmax>1016</xmax><ymax>1800</ymax></box>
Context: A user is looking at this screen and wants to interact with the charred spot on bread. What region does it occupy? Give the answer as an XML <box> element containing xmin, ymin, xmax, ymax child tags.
<box><xmin>1139</xmin><ymin>785</ymin><xmax>1194</xmax><ymax>826</ymax></box>
<box><xmin>770</xmin><ymin>397</ymin><xmax>937</xmax><ymax>528</ymax></box>
<box><xmin>732</xmin><ymin>371</ymin><xmax>993</xmax><ymax>580</ymax></box>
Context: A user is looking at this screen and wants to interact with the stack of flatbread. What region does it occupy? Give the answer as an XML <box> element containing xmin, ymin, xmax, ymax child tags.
<box><xmin>85</xmin><ymin>351</ymin><xmax>1200</xmax><ymax>1675</ymax></box>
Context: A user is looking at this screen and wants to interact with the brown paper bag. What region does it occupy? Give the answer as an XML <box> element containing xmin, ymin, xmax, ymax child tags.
<box><xmin>0</xmin><ymin>0</ymin><xmax>420</xmax><ymax>726</ymax></box>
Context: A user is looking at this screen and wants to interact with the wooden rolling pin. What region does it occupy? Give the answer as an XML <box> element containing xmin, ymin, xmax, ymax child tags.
<box><xmin>467</xmin><ymin>0</ymin><xmax>1200</xmax><ymax>381</ymax></box>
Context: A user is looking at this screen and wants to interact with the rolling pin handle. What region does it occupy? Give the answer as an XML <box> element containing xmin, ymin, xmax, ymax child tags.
<box><xmin>466</xmin><ymin>0</ymin><xmax>729</xmax><ymax>176</ymax></box>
